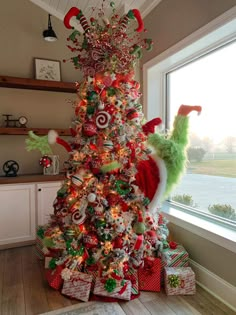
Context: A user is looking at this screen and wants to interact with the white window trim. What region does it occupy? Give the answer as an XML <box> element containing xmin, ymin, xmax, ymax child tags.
<box><xmin>143</xmin><ymin>6</ymin><xmax>236</xmax><ymax>252</ymax></box>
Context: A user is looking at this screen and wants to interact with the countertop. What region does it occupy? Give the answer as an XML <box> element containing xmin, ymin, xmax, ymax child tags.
<box><xmin>0</xmin><ymin>173</ymin><xmax>65</xmax><ymax>185</ymax></box>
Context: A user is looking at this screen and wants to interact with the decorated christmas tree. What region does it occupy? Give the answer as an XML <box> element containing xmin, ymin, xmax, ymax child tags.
<box><xmin>27</xmin><ymin>2</ymin><xmax>201</xmax><ymax>301</ymax></box>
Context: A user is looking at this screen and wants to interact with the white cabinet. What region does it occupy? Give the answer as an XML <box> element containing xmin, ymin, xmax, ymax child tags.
<box><xmin>0</xmin><ymin>183</ymin><xmax>36</xmax><ymax>246</ymax></box>
<box><xmin>0</xmin><ymin>180</ymin><xmax>62</xmax><ymax>247</ymax></box>
<box><xmin>37</xmin><ymin>182</ymin><xmax>62</xmax><ymax>225</ymax></box>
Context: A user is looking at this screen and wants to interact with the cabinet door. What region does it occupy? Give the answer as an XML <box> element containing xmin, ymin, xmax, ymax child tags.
<box><xmin>0</xmin><ymin>184</ymin><xmax>36</xmax><ymax>246</ymax></box>
<box><xmin>37</xmin><ymin>181</ymin><xmax>62</xmax><ymax>225</ymax></box>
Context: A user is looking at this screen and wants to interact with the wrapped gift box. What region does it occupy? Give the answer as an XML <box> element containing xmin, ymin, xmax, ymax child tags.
<box><xmin>61</xmin><ymin>271</ymin><xmax>93</xmax><ymax>302</ymax></box>
<box><xmin>125</xmin><ymin>268</ymin><xmax>139</xmax><ymax>295</ymax></box>
<box><xmin>45</xmin><ymin>265</ymin><xmax>63</xmax><ymax>290</ymax></box>
<box><xmin>84</xmin><ymin>264</ymin><xmax>100</xmax><ymax>291</ymax></box>
<box><xmin>93</xmin><ymin>278</ymin><xmax>132</xmax><ymax>300</ymax></box>
<box><xmin>161</xmin><ymin>244</ymin><xmax>189</xmax><ymax>283</ymax></box>
<box><xmin>138</xmin><ymin>257</ymin><xmax>161</xmax><ymax>292</ymax></box>
<box><xmin>164</xmin><ymin>267</ymin><xmax>196</xmax><ymax>295</ymax></box>
<box><xmin>162</xmin><ymin>244</ymin><xmax>189</xmax><ymax>267</ymax></box>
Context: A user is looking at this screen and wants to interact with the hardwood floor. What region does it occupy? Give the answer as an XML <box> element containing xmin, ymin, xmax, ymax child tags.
<box><xmin>0</xmin><ymin>246</ymin><xmax>235</xmax><ymax>315</ymax></box>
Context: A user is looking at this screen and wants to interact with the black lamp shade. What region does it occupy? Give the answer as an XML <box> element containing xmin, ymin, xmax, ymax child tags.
<box><xmin>43</xmin><ymin>14</ymin><xmax>57</xmax><ymax>42</ymax></box>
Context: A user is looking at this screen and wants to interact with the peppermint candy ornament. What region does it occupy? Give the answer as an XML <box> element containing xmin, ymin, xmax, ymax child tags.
<box><xmin>96</xmin><ymin>111</ymin><xmax>111</xmax><ymax>129</ymax></box>
<box><xmin>72</xmin><ymin>210</ymin><xmax>87</xmax><ymax>225</ymax></box>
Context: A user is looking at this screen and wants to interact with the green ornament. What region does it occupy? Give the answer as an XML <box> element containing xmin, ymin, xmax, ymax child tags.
<box><xmin>86</xmin><ymin>256</ymin><xmax>96</xmax><ymax>266</ymax></box>
<box><xmin>133</xmin><ymin>222</ymin><xmax>146</xmax><ymax>235</ymax></box>
<box><xmin>104</xmin><ymin>278</ymin><xmax>116</xmax><ymax>292</ymax></box>
<box><xmin>87</xmin><ymin>205</ymin><xmax>95</xmax><ymax>215</ymax></box>
<box><xmin>110</xmin><ymin>1</ymin><xmax>115</xmax><ymax>8</ymax></box>
<box><xmin>49</xmin><ymin>258</ymin><xmax>57</xmax><ymax>269</ymax></box>
<box><xmin>87</xmin><ymin>105</ymin><xmax>95</xmax><ymax>115</ymax></box>
<box><xmin>107</xmin><ymin>87</ymin><xmax>116</xmax><ymax>96</ymax></box>
<box><xmin>87</xmin><ymin>91</ymin><xmax>98</xmax><ymax>101</ymax></box>
<box><xmin>95</xmin><ymin>219</ymin><xmax>106</xmax><ymax>228</ymax></box>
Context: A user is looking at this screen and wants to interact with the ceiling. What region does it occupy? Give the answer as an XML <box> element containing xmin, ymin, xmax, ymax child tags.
<box><xmin>30</xmin><ymin>0</ymin><xmax>162</xmax><ymax>23</ymax></box>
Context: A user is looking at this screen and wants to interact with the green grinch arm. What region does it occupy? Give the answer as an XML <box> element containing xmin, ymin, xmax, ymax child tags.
<box><xmin>25</xmin><ymin>131</ymin><xmax>52</xmax><ymax>155</ymax></box>
<box><xmin>147</xmin><ymin>115</ymin><xmax>190</xmax><ymax>198</ymax></box>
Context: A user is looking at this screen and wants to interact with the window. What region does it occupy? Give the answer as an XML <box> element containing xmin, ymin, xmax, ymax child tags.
<box><xmin>167</xmin><ymin>41</ymin><xmax>236</xmax><ymax>224</ymax></box>
<box><xmin>143</xmin><ymin>7</ymin><xmax>236</xmax><ymax>234</ymax></box>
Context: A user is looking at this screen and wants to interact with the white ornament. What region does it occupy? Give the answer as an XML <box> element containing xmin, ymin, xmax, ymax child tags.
<box><xmin>87</xmin><ymin>192</ymin><xmax>96</xmax><ymax>203</ymax></box>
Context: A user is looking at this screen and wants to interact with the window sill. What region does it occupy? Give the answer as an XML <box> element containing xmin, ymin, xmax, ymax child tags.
<box><xmin>161</xmin><ymin>202</ymin><xmax>236</xmax><ymax>253</ymax></box>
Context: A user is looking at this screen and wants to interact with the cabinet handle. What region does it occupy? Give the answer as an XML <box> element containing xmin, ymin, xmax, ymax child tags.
<box><xmin>38</xmin><ymin>188</ymin><xmax>42</xmax><ymax>192</ymax></box>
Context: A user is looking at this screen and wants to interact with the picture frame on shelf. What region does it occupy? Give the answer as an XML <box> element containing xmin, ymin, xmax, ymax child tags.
<box><xmin>34</xmin><ymin>58</ymin><xmax>61</xmax><ymax>81</ymax></box>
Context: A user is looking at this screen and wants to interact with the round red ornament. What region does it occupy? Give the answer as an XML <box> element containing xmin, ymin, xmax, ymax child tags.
<box><xmin>39</xmin><ymin>155</ymin><xmax>52</xmax><ymax>168</ymax></box>
<box><xmin>83</xmin><ymin>232</ymin><xmax>99</xmax><ymax>248</ymax></box>
<box><xmin>83</xmin><ymin>121</ymin><xmax>97</xmax><ymax>137</ymax></box>
<box><xmin>90</xmin><ymin>157</ymin><xmax>102</xmax><ymax>174</ymax></box>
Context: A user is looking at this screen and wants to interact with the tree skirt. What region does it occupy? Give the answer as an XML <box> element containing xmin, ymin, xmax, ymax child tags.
<box><xmin>39</xmin><ymin>301</ymin><xmax>126</xmax><ymax>315</ymax></box>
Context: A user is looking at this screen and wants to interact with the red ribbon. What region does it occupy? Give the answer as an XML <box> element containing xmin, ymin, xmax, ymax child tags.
<box><xmin>134</xmin><ymin>235</ymin><xmax>144</xmax><ymax>250</ymax></box>
<box><xmin>111</xmin><ymin>272</ymin><xmax>122</xmax><ymax>281</ymax></box>
<box><xmin>118</xmin><ymin>281</ymin><xmax>128</xmax><ymax>295</ymax></box>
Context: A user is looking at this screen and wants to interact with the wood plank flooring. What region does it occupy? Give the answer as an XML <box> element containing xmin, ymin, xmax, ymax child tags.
<box><xmin>0</xmin><ymin>245</ymin><xmax>235</xmax><ymax>315</ymax></box>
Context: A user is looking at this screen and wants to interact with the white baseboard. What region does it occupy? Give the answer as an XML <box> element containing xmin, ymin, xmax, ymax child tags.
<box><xmin>190</xmin><ymin>259</ymin><xmax>236</xmax><ymax>312</ymax></box>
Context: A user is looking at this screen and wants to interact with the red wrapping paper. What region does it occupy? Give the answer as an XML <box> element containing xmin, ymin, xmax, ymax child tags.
<box><xmin>45</xmin><ymin>265</ymin><xmax>63</xmax><ymax>290</ymax></box>
<box><xmin>138</xmin><ymin>257</ymin><xmax>161</xmax><ymax>292</ymax></box>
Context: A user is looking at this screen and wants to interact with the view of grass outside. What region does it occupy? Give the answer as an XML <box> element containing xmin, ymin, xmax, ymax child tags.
<box><xmin>167</xmin><ymin>40</ymin><xmax>236</xmax><ymax>223</ymax></box>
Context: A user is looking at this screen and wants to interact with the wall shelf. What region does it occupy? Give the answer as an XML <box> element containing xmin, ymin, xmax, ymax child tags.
<box><xmin>0</xmin><ymin>127</ymin><xmax>71</xmax><ymax>136</ymax></box>
<box><xmin>0</xmin><ymin>75</ymin><xmax>76</xmax><ymax>93</ymax></box>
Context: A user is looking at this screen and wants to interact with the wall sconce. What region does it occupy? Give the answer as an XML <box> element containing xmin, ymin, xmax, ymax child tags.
<box><xmin>43</xmin><ymin>14</ymin><xmax>57</xmax><ymax>42</ymax></box>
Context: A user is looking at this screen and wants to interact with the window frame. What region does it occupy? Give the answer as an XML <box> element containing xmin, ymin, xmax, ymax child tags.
<box><xmin>143</xmin><ymin>6</ymin><xmax>236</xmax><ymax>252</ymax></box>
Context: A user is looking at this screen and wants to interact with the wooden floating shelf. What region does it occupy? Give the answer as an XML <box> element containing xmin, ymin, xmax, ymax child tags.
<box><xmin>0</xmin><ymin>75</ymin><xmax>76</xmax><ymax>93</ymax></box>
<box><xmin>0</xmin><ymin>127</ymin><xmax>71</xmax><ymax>136</ymax></box>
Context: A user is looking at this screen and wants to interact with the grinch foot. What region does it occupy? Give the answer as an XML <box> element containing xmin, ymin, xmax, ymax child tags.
<box><xmin>178</xmin><ymin>105</ymin><xmax>202</xmax><ymax>116</ymax></box>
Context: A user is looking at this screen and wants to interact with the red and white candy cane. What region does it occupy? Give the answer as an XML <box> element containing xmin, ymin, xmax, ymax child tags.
<box><xmin>64</xmin><ymin>7</ymin><xmax>90</xmax><ymax>33</ymax></box>
<box><xmin>119</xmin><ymin>9</ymin><xmax>144</xmax><ymax>33</ymax></box>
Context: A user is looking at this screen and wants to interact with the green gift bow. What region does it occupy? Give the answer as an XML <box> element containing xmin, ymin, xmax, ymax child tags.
<box><xmin>168</xmin><ymin>274</ymin><xmax>180</xmax><ymax>288</ymax></box>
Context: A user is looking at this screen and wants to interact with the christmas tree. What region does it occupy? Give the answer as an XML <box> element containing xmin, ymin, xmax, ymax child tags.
<box><xmin>27</xmin><ymin>2</ymin><xmax>201</xmax><ymax>301</ymax></box>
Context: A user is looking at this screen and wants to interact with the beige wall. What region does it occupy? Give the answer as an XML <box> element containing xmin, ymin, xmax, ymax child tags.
<box><xmin>142</xmin><ymin>0</ymin><xmax>236</xmax><ymax>64</ymax></box>
<box><xmin>0</xmin><ymin>0</ymin><xmax>82</xmax><ymax>175</ymax></box>
<box><xmin>142</xmin><ymin>0</ymin><xmax>236</xmax><ymax>287</ymax></box>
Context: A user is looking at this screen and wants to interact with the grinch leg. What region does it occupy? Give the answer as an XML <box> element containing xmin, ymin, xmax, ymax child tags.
<box><xmin>178</xmin><ymin>105</ymin><xmax>202</xmax><ymax>116</ymax></box>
